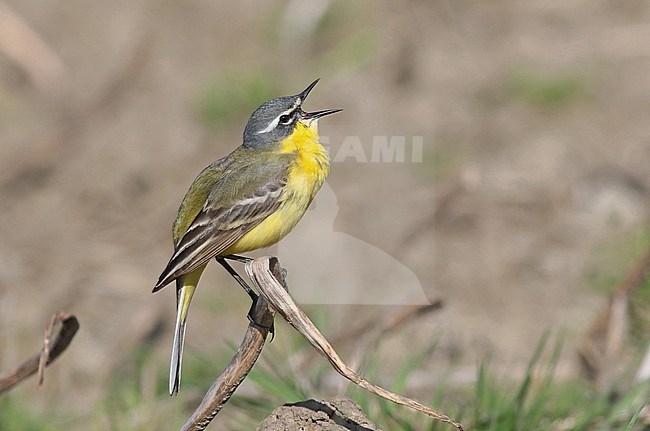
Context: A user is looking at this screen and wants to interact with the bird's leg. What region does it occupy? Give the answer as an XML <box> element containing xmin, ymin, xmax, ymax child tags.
<box><xmin>222</xmin><ymin>254</ymin><xmax>253</xmax><ymax>263</ymax></box>
<box><xmin>216</xmin><ymin>257</ymin><xmax>274</xmax><ymax>334</ymax></box>
<box><xmin>216</xmin><ymin>257</ymin><xmax>257</xmax><ymax>301</ymax></box>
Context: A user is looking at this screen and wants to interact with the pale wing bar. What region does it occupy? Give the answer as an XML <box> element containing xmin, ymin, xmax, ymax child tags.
<box><xmin>153</xmin><ymin>179</ymin><xmax>286</xmax><ymax>291</ymax></box>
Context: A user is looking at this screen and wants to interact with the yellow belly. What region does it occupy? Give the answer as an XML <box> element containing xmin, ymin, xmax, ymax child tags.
<box><xmin>223</xmin><ymin>120</ymin><xmax>329</xmax><ymax>255</ymax></box>
<box><xmin>223</xmin><ymin>194</ymin><xmax>312</xmax><ymax>254</ymax></box>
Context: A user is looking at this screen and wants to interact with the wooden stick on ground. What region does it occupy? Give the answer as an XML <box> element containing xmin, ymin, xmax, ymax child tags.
<box><xmin>0</xmin><ymin>312</ymin><xmax>79</xmax><ymax>395</ymax></box>
<box><xmin>182</xmin><ymin>256</ymin><xmax>463</xmax><ymax>431</ymax></box>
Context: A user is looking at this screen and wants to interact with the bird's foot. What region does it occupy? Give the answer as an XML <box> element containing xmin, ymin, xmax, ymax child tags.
<box><xmin>247</xmin><ymin>296</ymin><xmax>275</xmax><ymax>340</ymax></box>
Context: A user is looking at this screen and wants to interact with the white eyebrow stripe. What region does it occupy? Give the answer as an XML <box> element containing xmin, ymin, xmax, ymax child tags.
<box><xmin>256</xmin><ymin>116</ymin><xmax>280</xmax><ymax>134</ymax></box>
<box><xmin>256</xmin><ymin>108</ymin><xmax>295</xmax><ymax>135</ymax></box>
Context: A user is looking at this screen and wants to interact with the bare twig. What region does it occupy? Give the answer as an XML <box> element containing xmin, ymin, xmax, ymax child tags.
<box><xmin>296</xmin><ymin>302</ymin><xmax>443</xmax><ymax>372</ymax></box>
<box><xmin>180</xmin><ymin>291</ymin><xmax>276</xmax><ymax>431</ymax></box>
<box><xmin>578</xmin><ymin>244</ymin><xmax>650</xmax><ymax>387</ymax></box>
<box><xmin>0</xmin><ymin>1</ymin><xmax>65</xmax><ymax>91</ymax></box>
<box><xmin>246</xmin><ymin>257</ymin><xmax>464</xmax><ymax>431</ymax></box>
<box><xmin>339</xmin><ymin>303</ymin><xmax>444</xmax><ymax>348</ymax></box>
<box><xmin>342</xmin><ymin>302</ymin><xmax>444</xmax><ymax>393</ymax></box>
<box><xmin>0</xmin><ymin>312</ymin><xmax>79</xmax><ymax>395</ymax></box>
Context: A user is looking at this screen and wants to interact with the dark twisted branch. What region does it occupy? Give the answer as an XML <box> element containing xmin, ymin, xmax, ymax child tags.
<box><xmin>0</xmin><ymin>312</ymin><xmax>79</xmax><ymax>395</ymax></box>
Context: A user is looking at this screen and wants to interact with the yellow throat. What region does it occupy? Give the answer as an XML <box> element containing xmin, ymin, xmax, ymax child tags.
<box><xmin>280</xmin><ymin>119</ymin><xmax>330</xmax><ymax>191</ymax></box>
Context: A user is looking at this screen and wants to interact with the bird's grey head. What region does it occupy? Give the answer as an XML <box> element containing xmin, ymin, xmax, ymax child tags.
<box><xmin>242</xmin><ymin>79</ymin><xmax>341</xmax><ymax>148</ymax></box>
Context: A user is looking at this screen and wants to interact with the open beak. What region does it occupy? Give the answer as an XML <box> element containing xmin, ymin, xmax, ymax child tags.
<box><xmin>296</xmin><ymin>79</ymin><xmax>342</xmax><ymax>121</ymax></box>
<box><xmin>297</xmin><ymin>78</ymin><xmax>320</xmax><ymax>103</ymax></box>
<box><xmin>300</xmin><ymin>108</ymin><xmax>343</xmax><ymax>120</ymax></box>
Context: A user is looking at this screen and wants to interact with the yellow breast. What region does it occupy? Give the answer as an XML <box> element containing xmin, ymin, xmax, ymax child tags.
<box><xmin>280</xmin><ymin>120</ymin><xmax>330</xmax><ymax>199</ymax></box>
<box><xmin>223</xmin><ymin>121</ymin><xmax>330</xmax><ymax>254</ymax></box>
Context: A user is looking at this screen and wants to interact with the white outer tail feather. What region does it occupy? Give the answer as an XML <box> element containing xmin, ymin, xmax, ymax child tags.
<box><xmin>169</xmin><ymin>317</ymin><xmax>186</xmax><ymax>395</ymax></box>
<box><xmin>170</xmin><ymin>286</ymin><xmax>192</xmax><ymax>395</ymax></box>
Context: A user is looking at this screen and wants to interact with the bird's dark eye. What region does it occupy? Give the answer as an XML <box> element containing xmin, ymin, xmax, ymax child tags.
<box><xmin>279</xmin><ymin>114</ymin><xmax>293</xmax><ymax>125</ymax></box>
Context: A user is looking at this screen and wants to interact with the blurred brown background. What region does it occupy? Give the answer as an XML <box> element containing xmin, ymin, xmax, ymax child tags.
<box><xmin>1</xmin><ymin>0</ymin><xmax>649</xmax><ymax>428</ymax></box>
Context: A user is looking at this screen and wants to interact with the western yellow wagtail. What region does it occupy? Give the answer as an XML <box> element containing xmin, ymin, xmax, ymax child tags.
<box><xmin>153</xmin><ymin>79</ymin><xmax>340</xmax><ymax>395</ymax></box>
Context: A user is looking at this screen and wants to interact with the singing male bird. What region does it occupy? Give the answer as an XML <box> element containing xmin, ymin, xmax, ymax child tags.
<box><xmin>153</xmin><ymin>79</ymin><xmax>340</xmax><ymax>395</ymax></box>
